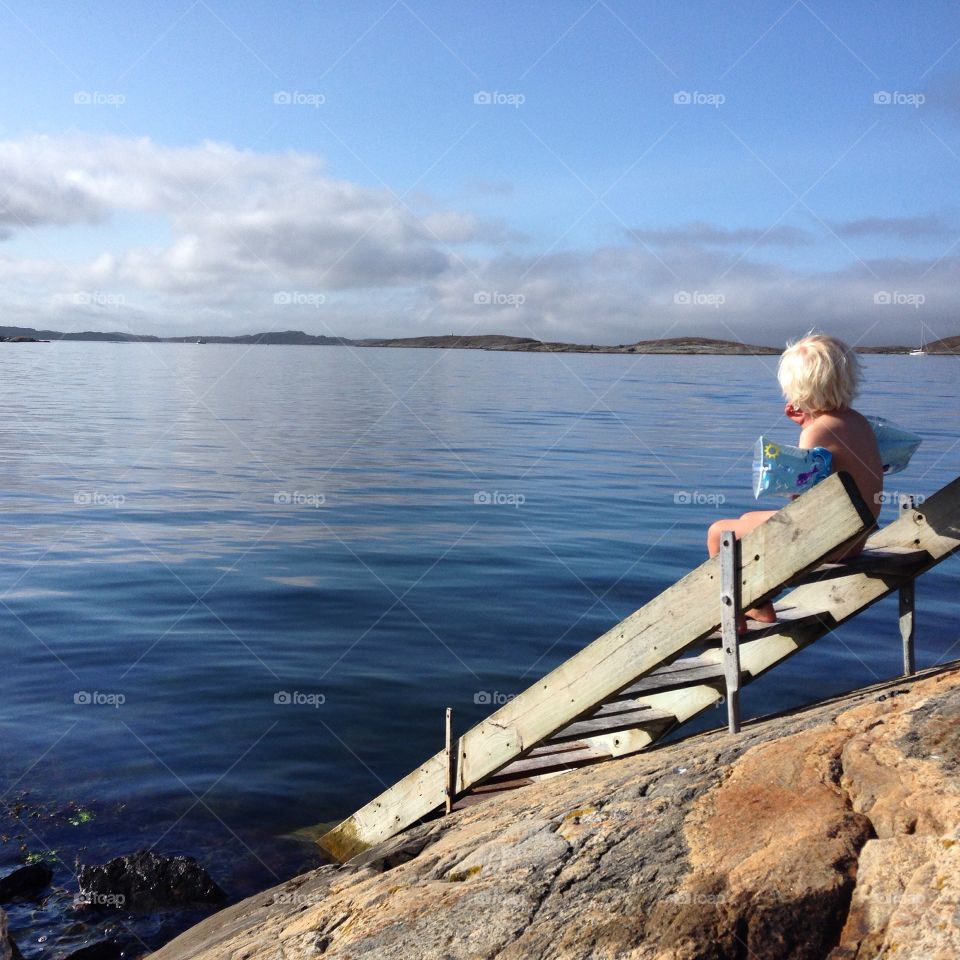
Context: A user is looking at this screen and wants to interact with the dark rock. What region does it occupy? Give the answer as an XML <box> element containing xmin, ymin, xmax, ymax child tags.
<box><xmin>61</xmin><ymin>941</ymin><xmax>122</xmax><ymax>960</ymax></box>
<box><xmin>1</xmin><ymin>908</ymin><xmax>23</xmax><ymax>960</ymax></box>
<box><xmin>77</xmin><ymin>851</ymin><xmax>224</xmax><ymax>911</ymax></box>
<box><xmin>0</xmin><ymin>863</ymin><xmax>53</xmax><ymax>902</ymax></box>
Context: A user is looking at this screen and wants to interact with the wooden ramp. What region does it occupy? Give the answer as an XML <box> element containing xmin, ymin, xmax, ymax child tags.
<box><xmin>319</xmin><ymin>473</ymin><xmax>960</xmax><ymax>862</ymax></box>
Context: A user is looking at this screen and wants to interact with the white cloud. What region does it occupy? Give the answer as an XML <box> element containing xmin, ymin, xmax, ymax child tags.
<box><xmin>0</xmin><ymin>133</ymin><xmax>957</xmax><ymax>347</ymax></box>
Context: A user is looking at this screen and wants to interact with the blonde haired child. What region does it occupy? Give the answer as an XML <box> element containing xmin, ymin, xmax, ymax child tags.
<box><xmin>707</xmin><ymin>333</ymin><xmax>882</xmax><ymax>625</ymax></box>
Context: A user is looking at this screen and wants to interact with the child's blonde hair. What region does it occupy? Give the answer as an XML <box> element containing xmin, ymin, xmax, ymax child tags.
<box><xmin>777</xmin><ymin>334</ymin><xmax>860</xmax><ymax>413</ymax></box>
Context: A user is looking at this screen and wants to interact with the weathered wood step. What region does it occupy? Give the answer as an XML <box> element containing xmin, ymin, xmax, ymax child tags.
<box><xmin>790</xmin><ymin>547</ymin><xmax>929</xmax><ymax>585</ymax></box>
<box><xmin>486</xmin><ymin>742</ymin><xmax>611</xmax><ymax>783</ymax></box>
<box><xmin>699</xmin><ymin>607</ymin><xmax>829</xmax><ymax>645</ymax></box>
<box><xmin>548</xmin><ymin>706</ymin><xmax>676</xmax><ymax>744</ymax></box>
<box><xmin>610</xmin><ymin>618</ymin><xmax>828</xmax><ymax>699</ymax></box>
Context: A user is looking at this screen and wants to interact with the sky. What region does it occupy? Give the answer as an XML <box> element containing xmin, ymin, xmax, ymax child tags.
<box><xmin>1</xmin><ymin>0</ymin><xmax>959</xmax><ymax>346</ymax></box>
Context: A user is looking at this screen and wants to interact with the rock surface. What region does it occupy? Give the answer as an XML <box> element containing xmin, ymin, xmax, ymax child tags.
<box><xmin>0</xmin><ymin>863</ymin><xmax>53</xmax><ymax>902</ymax></box>
<box><xmin>154</xmin><ymin>663</ymin><xmax>960</xmax><ymax>960</ymax></box>
<box><xmin>77</xmin><ymin>851</ymin><xmax>224</xmax><ymax>911</ymax></box>
<box><xmin>0</xmin><ymin>909</ymin><xmax>20</xmax><ymax>960</ymax></box>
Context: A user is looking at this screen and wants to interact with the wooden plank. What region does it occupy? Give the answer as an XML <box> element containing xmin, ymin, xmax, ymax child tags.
<box><xmin>525</xmin><ymin>740</ymin><xmax>592</xmax><ymax>758</ymax></box>
<box><xmin>486</xmin><ymin>744</ymin><xmax>612</xmax><ymax>782</ymax></box>
<box><xmin>589</xmin><ymin>698</ymin><xmax>678</xmax><ymax>720</ymax></box>
<box><xmin>318</xmin><ymin>472</ymin><xmax>874</xmax><ymax>861</ymax></box>
<box><xmin>701</xmin><ymin>606</ymin><xmax>829</xmax><ymax>644</ymax></box>
<box><xmin>548</xmin><ymin>706</ymin><xmax>675</xmax><ymax>744</ymax></box>
<box><xmin>617</xmin><ymin>657</ymin><xmax>728</xmax><ymax>695</ymax></box>
<box><xmin>789</xmin><ymin>547</ymin><xmax>928</xmax><ymax>585</ymax></box>
<box><xmin>719</xmin><ymin>532</ymin><xmax>742</xmax><ymax>733</ymax></box>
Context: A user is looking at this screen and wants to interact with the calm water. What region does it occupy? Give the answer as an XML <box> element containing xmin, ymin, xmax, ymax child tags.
<box><xmin>1</xmin><ymin>343</ymin><xmax>958</xmax><ymax>950</ymax></box>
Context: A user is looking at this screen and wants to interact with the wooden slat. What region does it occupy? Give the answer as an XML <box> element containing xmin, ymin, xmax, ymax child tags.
<box><xmin>548</xmin><ymin>706</ymin><xmax>675</xmax><ymax>744</ymax></box>
<box><xmin>789</xmin><ymin>547</ymin><xmax>928</xmax><ymax>585</ymax></box>
<box><xmin>525</xmin><ymin>740</ymin><xmax>592</xmax><ymax>758</ymax></box>
<box><xmin>589</xmin><ymin>698</ymin><xmax>677</xmax><ymax>720</ymax></box>
<box><xmin>700</xmin><ymin>607</ymin><xmax>829</xmax><ymax>644</ymax></box>
<box><xmin>318</xmin><ymin>472</ymin><xmax>875</xmax><ymax>861</ymax></box>
<box><xmin>486</xmin><ymin>743</ymin><xmax>612</xmax><ymax>782</ymax></box>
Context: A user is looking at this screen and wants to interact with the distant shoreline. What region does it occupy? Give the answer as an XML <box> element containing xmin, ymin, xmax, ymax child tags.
<box><xmin>2</xmin><ymin>327</ymin><xmax>956</xmax><ymax>354</ymax></box>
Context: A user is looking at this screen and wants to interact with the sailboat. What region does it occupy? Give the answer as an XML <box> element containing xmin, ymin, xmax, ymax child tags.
<box><xmin>909</xmin><ymin>329</ymin><xmax>926</xmax><ymax>356</ymax></box>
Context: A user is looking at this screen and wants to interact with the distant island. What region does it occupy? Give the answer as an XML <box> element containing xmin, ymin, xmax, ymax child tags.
<box><xmin>2</xmin><ymin>326</ymin><xmax>957</xmax><ymax>354</ymax></box>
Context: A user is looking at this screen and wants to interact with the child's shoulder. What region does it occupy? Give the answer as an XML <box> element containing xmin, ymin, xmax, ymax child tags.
<box><xmin>801</xmin><ymin>408</ymin><xmax>870</xmax><ymax>447</ymax></box>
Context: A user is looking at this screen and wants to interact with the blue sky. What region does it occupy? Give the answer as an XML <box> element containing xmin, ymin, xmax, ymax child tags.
<box><xmin>1</xmin><ymin>0</ymin><xmax>959</xmax><ymax>344</ymax></box>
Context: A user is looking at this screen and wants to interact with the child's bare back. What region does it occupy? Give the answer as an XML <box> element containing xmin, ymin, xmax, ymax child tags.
<box><xmin>799</xmin><ymin>408</ymin><xmax>883</xmax><ymax>520</ymax></box>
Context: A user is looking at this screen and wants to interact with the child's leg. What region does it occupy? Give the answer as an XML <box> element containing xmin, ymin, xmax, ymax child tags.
<box><xmin>707</xmin><ymin>511</ymin><xmax>779</xmax><ymax>624</ymax></box>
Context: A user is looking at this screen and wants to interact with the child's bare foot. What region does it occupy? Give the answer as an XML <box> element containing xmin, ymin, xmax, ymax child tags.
<box><xmin>736</xmin><ymin>603</ymin><xmax>778</xmax><ymax>633</ymax></box>
<box><xmin>745</xmin><ymin>602</ymin><xmax>778</xmax><ymax>624</ymax></box>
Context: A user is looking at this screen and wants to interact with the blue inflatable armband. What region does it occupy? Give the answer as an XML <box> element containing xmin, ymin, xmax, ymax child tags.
<box><xmin>865</xmin><ymin>416</ymin><xmax>923</xmax><ymax>475</ymax></box>
<box><xmin>752</xmin><ymin>416</ymin><xmax>922</xmax><ymax>499</ymax></box>
<box><xmin>753</xmin><ymin>440</ymin><xmax>832</xmax><ymax>498</ymax></box>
